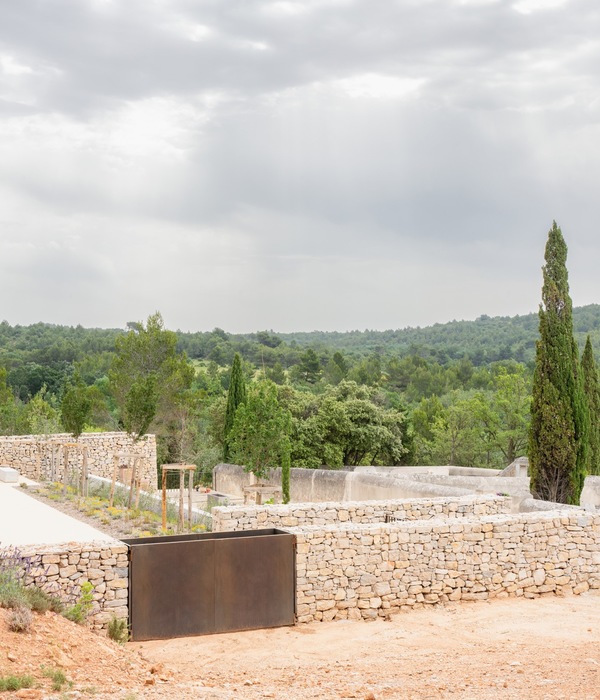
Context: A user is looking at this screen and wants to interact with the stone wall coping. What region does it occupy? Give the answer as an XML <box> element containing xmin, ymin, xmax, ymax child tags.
<box><xmin>213</xmin><ymin>494</ymin><xmax>507</xmax><ymax>517</ymax></box>
<box><xmin>288</xmin><ymin>508</ymin><xmax>595</xmax><ymax>535</ymax></box>
<box><xmin>20</xmin><ymin>541</ymin><xmax>127</xmax><ymax>555</ymax></box>
<box><xmin>0</xmin><ymin>432</ymin><xmax>154</xmax><ymax>441</ymax></box>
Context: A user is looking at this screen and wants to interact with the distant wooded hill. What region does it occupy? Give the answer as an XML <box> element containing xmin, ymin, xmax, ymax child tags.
<box><xmin>175</xmin><ymin>304</ymin><xmax>600</xmax><ymax>367</ymax></box>
<box><xmin>274</xmin><ymin>304</ymin><xmax>600</xmax><ymax>365</ymax></box>
<box><xmin>1</xmin><ymin>305</ymin><xmax>599</xmax><ymax>388</ymax></box>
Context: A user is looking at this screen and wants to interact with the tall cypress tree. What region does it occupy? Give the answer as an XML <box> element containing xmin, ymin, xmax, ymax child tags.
<box><xmin>223</xmin><ymin>353</ymin><xmax>246</xmax><ymax>462</ymax></box>
<box><xmin>581</xmin><ymin>336</ymin><xmax>600</xmax><ymax>475</ymax></box>
<box><xmin>528</xmin><ymin>222</ymin><xmax>589</xmax><ymax>504</ymax></box>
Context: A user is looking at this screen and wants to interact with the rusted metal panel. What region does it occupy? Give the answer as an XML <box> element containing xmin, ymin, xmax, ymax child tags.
<box><xmin>214</xmin><ymin>531</ymin><xmax>296</xmax><ymax>633</ymax></box>
<box><xmin>126</xmin><ymin>539</ymin><xmax>215</xmax><ymax>641</ymax></box>
<box><xmin>124</xmin><ymin>529</ymin><xmax>295</xmax><ymax>641</ymax></box>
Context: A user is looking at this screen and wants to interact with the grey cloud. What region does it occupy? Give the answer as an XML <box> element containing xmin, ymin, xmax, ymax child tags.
<box><xmin>0</xmin><ymin>0</ymin><xmax>599</xmax><ymax>331</ymax></box>
<box><xmin>2</xmin><ymin>1</ymin><xmax>598</xmax><ymax>112</ymax></box>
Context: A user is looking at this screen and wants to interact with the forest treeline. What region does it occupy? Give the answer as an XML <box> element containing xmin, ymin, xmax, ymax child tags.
<box><xmin>0</xmin><ymin>304</ymin><xmax>599</xmax><ymax>479</ymax></box>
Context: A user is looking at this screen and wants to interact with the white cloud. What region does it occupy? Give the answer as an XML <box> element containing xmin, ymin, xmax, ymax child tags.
<box><xmin>0</xmin><ymin>54</ymin><xmax>34</xmax><ymax>76</ymax></box>
<box><xmin>512</xmin><ymin>0</ymin><xmax>568</xmax><ymax>15</ymax></box>
<box><xmin>335</xmin><ymin>74</ymin><xmax>426</xmax><ymax>100</ymax></box>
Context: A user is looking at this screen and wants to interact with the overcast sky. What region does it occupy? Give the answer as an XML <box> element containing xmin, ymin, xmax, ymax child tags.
<box><xmin>0</xmin><ymin>0</ymin><xmax>599</xmax><ymax>333</ymax></box>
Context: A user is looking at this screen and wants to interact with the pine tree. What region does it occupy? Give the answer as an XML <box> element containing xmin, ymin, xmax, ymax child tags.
<box><xmin>223</xmin><ymin>353</ymin><xmax>246</xmax><ymax>462</ymax></box>
<box><xmin>528</xmin><ymin>222</ymin><xmax>589</xmax><ymax>504</ymax></box>
<box><xmin>582</xmin><ymin>336</ymin><xmax>600</xmax><ymax>475</ymax></box>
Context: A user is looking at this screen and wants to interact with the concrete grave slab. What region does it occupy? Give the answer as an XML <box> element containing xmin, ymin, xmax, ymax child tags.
<box><xmin>0</xmin><ymin>466</ymin><xmax>18</xmax><ymax>483</ymax></box>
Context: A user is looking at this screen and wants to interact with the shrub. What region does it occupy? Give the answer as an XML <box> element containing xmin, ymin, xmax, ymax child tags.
<box><xmin>107</xmin><ymin>615</ymin><xmax>129</xmax><ymax>644</ymax></box>
<box><xmin>0</xmin><ymin>545</ymin><xmax>64</xmax><ymax>616</ymax></box>
<box><xmin>42</xmin><ymin>666</ymin><xmax>70</xmax><ymax>691</ymax></box>
<box><xmin>0</xmin><ymin>579</ymin><xmax>28</xmax><ymax>610</ymax></box>
<box><xmin>24</xmin><ymin>585</ymin><xmax>63</xmax><ymax>613</ymax></box>
<box><xmin>8</xmin><ymin>605</ymin><xmax>32</xmax><ymax>632</ymax></box>
<box><xmin>63</xmin><ymin>581</ymin><xmax>94</xmax><ymax>624</ymax></box>
<box><xmin>0</xmin><ymin>674</ymin><xmax>34</xmax><ymax>691</ymax></box>
<box><xmin>0</xmin><ymin>546</ymin><xmax>29</xmax><ymax>610</ymax></box>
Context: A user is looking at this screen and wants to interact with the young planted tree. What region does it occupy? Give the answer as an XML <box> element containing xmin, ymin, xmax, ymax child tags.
<box><xmin>581</xmin><ymin>336</ymin><xmax>600</xmax><ymax>475</ymax></box>
<box><xmin>528</xmin><ymin>222</ymin><xmax>589</xmax><ymax>504</ymax></box>
<box><xmin>60</xmin><ymin>372</ymin><xmax>94</xmax><ymax>440</ymax></box>
<box><xmin>281</xmin><ymin>436</ymin><xmax>291</xmax><ymax>504</ymax></box>
<box><xmin>109</xmin><ymin>312</ymin><xmax>195</xmax><ymax>461</ymax></box>
<box><xmin>223</xmin><ymin>353</ymin><xmax>246</xmax><ymax>462</ymax></box>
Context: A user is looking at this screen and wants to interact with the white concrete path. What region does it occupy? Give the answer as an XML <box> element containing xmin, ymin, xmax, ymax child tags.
<box><xmin>0</xmin><ymin>482</ymin><xmax>116</xmax><ymax>546</ymax></box>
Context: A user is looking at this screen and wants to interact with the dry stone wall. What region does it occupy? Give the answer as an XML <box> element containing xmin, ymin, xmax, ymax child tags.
<box><xmin>19</xmin><ymin>541</ymin><xmax>129</xmax><ymax>631</ymax></box>
<box><xmin>212</xmin><ymin>495</ymin><xmax>511</xmax><ymax>532</ymax></box>
<box><xmin>0</xmin><ymin>432</ymin><xmax>156</xmax><ymax>486</ymax></box>
<box><xmin>293</xmin><ymin>511</ymin><xmax>600</xmax><ymax>623</ymax></box>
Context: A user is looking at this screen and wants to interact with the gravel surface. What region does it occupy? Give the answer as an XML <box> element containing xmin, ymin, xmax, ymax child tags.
<box><xmin>22</xmin><ymin>485</ymin><xmax>156</xmax><ymax>540</ymax></box>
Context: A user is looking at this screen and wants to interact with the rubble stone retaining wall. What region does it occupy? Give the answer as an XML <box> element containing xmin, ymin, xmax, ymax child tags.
<box><xmin>293</xmin><ymin>511</ymin><xmax>600</xmax><ymax>623</ymax></box>
<box><xmin>20</xmin><ymin>541</ymin><xmax>128</xmax><ymax>631</ymax></box>
<box><xmin>212</xmin><ymin>495</ymin><xmax>511</xmax><ymax>532</ymax></box>
<box><xmin>0</xmin><ymin>432</ymin><xmax>157</xmax><ymax>486</ymax></box>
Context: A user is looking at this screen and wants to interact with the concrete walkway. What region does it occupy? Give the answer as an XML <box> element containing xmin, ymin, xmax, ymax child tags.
<box><xmin>0</xmin><ymin>482</ymin><xmax>116</xmax><ymax>546</ymax></box>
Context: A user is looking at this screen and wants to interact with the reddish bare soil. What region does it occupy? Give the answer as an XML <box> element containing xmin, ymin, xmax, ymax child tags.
<box><xmin>0</xmin><ymin>607</ymin><xmax>152</xmax><ymax>698</ymax></box>
<box><xmin>2</xmin><ymin>595</ymin><xmax>600</xmax><ymax>699</ymax></box>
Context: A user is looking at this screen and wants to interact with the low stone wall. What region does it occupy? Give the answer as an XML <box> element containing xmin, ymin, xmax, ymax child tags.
<box><xmin>293</xmin><ymin>511</ymin><xmax>600</xmax><ymax>623</ymax></box>
<box><xmin>0</xmin><ymin>432</ymin><xmax>157</xmax><ymax>486</ymax></box>
<box><xmin>19</xmin><ymin>541</ymin><xmax>129</xmax><ymax>631</ymax></box>
<box><xmin>212</xmin><ymin>495</ymin><xmax>511</xmax><ymax>532</ymax></box>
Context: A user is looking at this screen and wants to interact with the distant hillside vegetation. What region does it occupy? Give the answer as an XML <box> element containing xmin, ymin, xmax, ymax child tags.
<box><xmin>274</xmin><ymin>304</ymin><xmax>600</xmax><ymax>365</ymax></box>
<box><xmin>1</xmin><ymin>305</ymin><xmax>599</xmax><ymax>378</ymax></box>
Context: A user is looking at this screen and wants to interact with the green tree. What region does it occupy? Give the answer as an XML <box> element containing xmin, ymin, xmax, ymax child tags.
<box><xmin>477</xmin><ymin>365</ymin><xmax>532</xmax><ymax>465</ymax></box>
<box><xmin>60</xmin><ymin>372</ymin><xmax>94</xmax><ymax>440</ymax></box>
<box><xmin>23</xmin><ymin>386</ymin><xmax>61</xmax><ymax>436</ymax></box>
<box><xmin>266</xmin><ymin>361</ymin><xmax>286</xmax><ymax>385</ymax></box>
<box><xmin>428</xmin><ymin>392</ymin><xmax>484</xmax><ymax>467</ymax></box>
<box><xmin>223</xmin><ymin>353</ymin><xmax>246</xmax><ymax>462</ymax></box>
<box><xmin>0</xmin><ymin>368</ymin><xmax>26</xmax><ymax>435</ymax></box>
<box><xmin>229</xmin><ymin>379</ymin><xmax>292</xmax><ymax>482</ymax></box>
<box><xmin>348</xmin><ymin>353</ymin><xmax>382</xmax><ymax>386</ymax></box>
<box><xmin>582</xmin><ymin>336</ymin><xmax>600</xmax><ymax>475</ymax></box>
<box><xmin>528</xmin><ymin>222</ymin><xmax>589</xmax><ymax>504</ymax></box>
<box><xmin>109</xmin><ymin>312</ymin><xmax>194</xmax><ymax>454</ymax></box>
<box><xmin>323</xmin><ymin>351</ymin><xmax>348</xmax><ymax>385</ymax></box>
<box><xmin>412</xmin><ymin>395</ymin><xmax>446</xmax><ymax>464</ymax></box>
<box><xmin>294</xmin><ymin>348</ymin><xmax>321</xmax><ymax>384</ymax></box>
<box><xmin>122</xmin><ymin>375</ymin><xmax>159</xmax><ymax>440</ymax></box>
<box><xmin>285</xmin><ymin>381</ymin><xmax>411</xmax><ymax>467</ymax></box>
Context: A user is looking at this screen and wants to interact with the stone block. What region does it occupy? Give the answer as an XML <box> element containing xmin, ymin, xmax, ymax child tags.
<box><xmin>0</xmin><ymin>466</ymin><xmax>18</xmax><ymax>483</ymax></box>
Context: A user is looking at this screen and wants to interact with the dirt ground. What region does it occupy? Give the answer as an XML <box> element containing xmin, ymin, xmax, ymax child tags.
<box><xmin>2</xmin><ymin>592</ymin><xmax>600</xmax><ymax>699</ymax></box>
<box><xmin>132</xmin><ymin>594</ymin><xmax>600</xmax><ymax>700</ymax></box>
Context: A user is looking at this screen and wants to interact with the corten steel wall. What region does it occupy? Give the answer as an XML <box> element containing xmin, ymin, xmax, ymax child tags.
<box><xmin>293</xmin><ymin>511</ymin><xmax>600</xmax><ymax>623</ymax></box>
<box><xmin>0</xmin><ymin>432</ymin><xmax>157</xmax><ymax>485</ymax></box>
<box><xmin>124</xmin><ymin>529</ymin><xmax>296</xmax><ymax>641</ymax></box>
<box><xmin>212</xmin><ymin>495</ymin><xmax>511</xmax><ymax>532</ymax></box>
